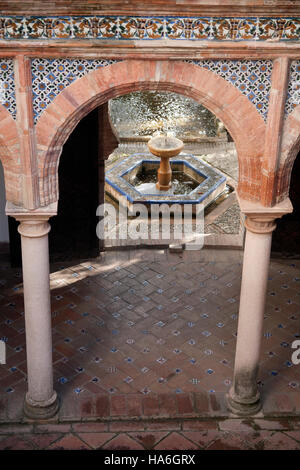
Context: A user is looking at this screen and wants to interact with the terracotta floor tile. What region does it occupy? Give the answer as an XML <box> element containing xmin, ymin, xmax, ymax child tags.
<box><xmin>284</xmin><ymin>430</ymin><xmax>300</xmax><ymax>442</ymax></box>
<box><xmin>102</xmin><ymin>433</ymin><xmax>145</xmax><ymax>450</ymax></box>
<box><xmin>262</xmin><ymin>431</ymin><xmax>300</xmax><ymax>450</ymax></box>
<box><xmin>206</xmin><ymin>433</ymin><xmax>251</xmax><ymax>450</ymax></box>
<box><xmin>182</xmin><ymin>430</ymin><xmax>220</xmax><ymax>448</ymax></box>
<box><xmin>0</xmin><ymin>435</ymin><xmax>35</xmax><ymax>450</ymax></box>
<box><xmin>48</xmin><ymin>433</ymin><xmax>91</xmax><ymax>450</ymax></box>
<box><xmin>77</xmin><ymin>432</ymin><xmax>116</xmax><ymax>449</ymax></box>
<box><xmin>27</xmin><ymin>433</ymin><xmax>64</xmax><ymax>449</ymax></box>
<box><xmin>154</xmin><ymin>432</ymin><xmax>198</xmax><ymax>450</ymax></box>
<box><xmin>128</xmin><ymin>431</ymin><xmax>169</xmax><ymax>449</ymax></box>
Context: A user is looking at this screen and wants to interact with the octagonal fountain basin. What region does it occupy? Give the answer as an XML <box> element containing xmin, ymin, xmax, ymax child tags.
<box><xmin>105</xmin><ymin>153</ymin><xmax>226</xmax><ymax>215</ymax></box>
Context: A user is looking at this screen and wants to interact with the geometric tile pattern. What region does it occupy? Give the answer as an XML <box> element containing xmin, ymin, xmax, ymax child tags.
<box><xmin>0</xmin><ymin>16</ymin><xmax>300</xmax><ymax>41</ymax></box>
<box><xmin>1</xmin><ymin>249</ymin><xmax>299</xmax><ymax>402</ymax></box>
<box><xmin>206</xmin><ymin>202</ymin><xmax>241</xmax><ymax>235</ymax></box>
<box><xmin>31</xmin><ymin>58</ymin><xmax>120</xmax><ymax>123</ymax></box>
<box><xmin>285</xmin><ymin>60</ymin><xmax>300</xmax><ymax>117</ymax></box>
<box><xmin>185</xmin><ymin>59</ymin><xmax>273</xmax><ymax>121</ymax></box>
<box><xmin>30</xmin><ymin>57</ymin><xmax>273</xmax><ymax>124</ymax></box>
<box><xmin>0</xmin><ymin>58</ymin><xmax>16</xmax><ymax>119</ymax></box>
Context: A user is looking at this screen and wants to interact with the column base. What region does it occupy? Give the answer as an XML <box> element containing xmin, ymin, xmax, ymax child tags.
<box><xmin>226</xmin><ymin>387</ymin><xmax>262</xmax><ymax>416</ymax></box>
<box><xmin>24</xmin><ymin>391</ymin><xmax>59</xmax><ymax>420</ymax></box>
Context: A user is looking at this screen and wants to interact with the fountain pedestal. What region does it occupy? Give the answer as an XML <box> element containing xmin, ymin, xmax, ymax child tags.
<box><xmin>148</xmin><ymin>135</ymin><xmax>184</xmax><ymax>191</ymax></box>
<box><xmin>156</xmin><ymin>156</ymin><xmax>172</xmax><ymax>191</ymax></box>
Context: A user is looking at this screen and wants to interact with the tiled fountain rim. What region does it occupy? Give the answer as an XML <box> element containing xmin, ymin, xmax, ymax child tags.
<box><xmin>120</xmin><ymin>159</ymin><xmax>207</xmax><ymax>197</ymax></box>
<box><xmin>105</xmin><ymin>153</ymin><xmax>226</xmax><ymax>204</ymax></box>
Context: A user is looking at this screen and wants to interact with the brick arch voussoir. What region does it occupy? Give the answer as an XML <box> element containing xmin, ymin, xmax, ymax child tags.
<box><xmin>36</xmin><ymin>59</ymin><xmax>266</xmax><ymax>206</ymax></box>
<box><xmin>0</xmin><ymin>105</ymin><xmax>21</xmax><ymax>204</ymax></box>
<box><xmin>0</xmin><ymin>105</ymin><xmax>19</xmax><ymax>163</ymax></box>
<box><xmin>277</xmin><ymin>105</ymin><xmax>300</xmax><ymax>203</ymax></box>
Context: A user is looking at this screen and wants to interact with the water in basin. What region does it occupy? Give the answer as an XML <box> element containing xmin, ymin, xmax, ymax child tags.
<box><xmin>132</xmin><ymin>168</ymin><xmax>202</xmax><ymax>195</ymax></box>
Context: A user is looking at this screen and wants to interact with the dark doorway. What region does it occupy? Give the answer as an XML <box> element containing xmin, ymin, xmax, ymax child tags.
<box><xmin>49</xmin><ymin>107</ymin><xmax>101</xmax><ymax>262</ymax></box>
<box><xmin>9</xmin><ymin>106</ymin><xmax>104</xmax><ymax>266</ymax></box>
<box><xmin>272</xmin><ymin>149</ymin><xmax>300</xmax><ymax>256</ymax></box>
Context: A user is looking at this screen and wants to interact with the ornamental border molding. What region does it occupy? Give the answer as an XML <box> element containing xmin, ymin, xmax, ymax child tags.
<box><xmin>0</xmin><ymin>16</ymin><xmax>300</xmax><ymax>41</ymax></box>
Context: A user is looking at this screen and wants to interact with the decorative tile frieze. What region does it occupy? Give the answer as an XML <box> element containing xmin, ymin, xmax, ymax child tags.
<box><xmin>31</xmin><ymin>58</ymin><xmax>120</xmax><ymax>122</ymax></box>
<box><xmin>185</xmin><ymin>59</ymin><xmax>272</xmax><ymax>121</ymax></box>
<box><xmin>0</xmin><ymin>16</ymin><xmax>299</xmax><ymax>41</ymax></box>
<box><xmin>0</xmin><ymin>58</ymin><xmax>16</xmax><ymax>119</ymax></box>
<box><xmin>285</xmin><ymin>60</ymin><xmax>300</xmax><ymax>117</ymax></box>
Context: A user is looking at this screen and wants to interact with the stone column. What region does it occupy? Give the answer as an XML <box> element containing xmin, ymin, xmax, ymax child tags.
<box><xmin>7</xmin><ymin>202</ymin><xmax>58</xmax><ymax>419</ymax></box>
<box><xmin>227</xmin><ymin>197</ymin><xmax>293</xmax><ymax>416</ymax></box>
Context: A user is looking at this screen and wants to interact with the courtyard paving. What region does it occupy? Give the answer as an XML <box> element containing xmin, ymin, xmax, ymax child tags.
<box><xmin>0</xmin><ymin>247</ymin><xmax>300</xmax><ymax>449</ymax></box>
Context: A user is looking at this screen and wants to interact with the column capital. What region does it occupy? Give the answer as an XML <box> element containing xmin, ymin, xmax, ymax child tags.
<box><xmin>5</xmin><ymin>201</ymin><xmax>57</xmax><ymax>238</ymax></box>
<box><xmin>237</xmin><ymin>194</ymin><xmax>293</xmax><ymax>234</ymax></box>
<box><xmin>245</xmin><ymin>216</ymin><xmax>277</xmax><ymax>234</ymax></box>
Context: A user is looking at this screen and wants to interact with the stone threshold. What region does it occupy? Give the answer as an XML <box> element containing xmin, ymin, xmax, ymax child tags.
<box><xmin>1</xmin><ymin>391</ymin><xmax>299</xmax><ymax>425</ymax></box>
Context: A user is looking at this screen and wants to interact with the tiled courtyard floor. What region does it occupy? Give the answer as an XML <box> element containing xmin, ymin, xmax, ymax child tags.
<box><xmin>0</xmin><ymin>247</ymin><xmax>300</xmax><ymax>449</ymax></box>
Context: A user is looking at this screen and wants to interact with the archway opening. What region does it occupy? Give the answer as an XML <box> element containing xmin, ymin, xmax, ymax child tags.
<box><xmin>272</xmin><ymin>148</ymin><xmax>300</xmax><ymax>255</ymax></box>
<box><xmin>40</xmin><ymin>89</ymin><xmax>243</xmax><ymax>261</ymax></box>
<box><xmin>48</xmin><ymin>108</ymin><xmax>101</xmax><ymax>262</ymax></box>
<box><xmin>105</xmin><ymin>90</ymin><xmax>241</xmax><ymax>250</ymax></box>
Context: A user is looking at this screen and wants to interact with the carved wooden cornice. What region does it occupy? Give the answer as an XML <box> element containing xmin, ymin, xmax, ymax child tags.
<box><xmin>0</xmin><ymin>1</ymin><xmax>300</xmax><ymax>17</ymax></box>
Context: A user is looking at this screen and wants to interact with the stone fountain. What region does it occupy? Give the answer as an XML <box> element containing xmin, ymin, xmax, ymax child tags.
<box><xmin>147</xmin><ymin>134</ymin><xmax>184</xmax><ymax>191</ymax></box>
<box><xmin>105</xmin><ymin>135</ymin><xmax>227</xmax><ymax>215</ymax></box>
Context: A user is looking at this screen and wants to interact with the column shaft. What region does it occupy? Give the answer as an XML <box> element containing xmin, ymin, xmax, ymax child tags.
<box><xmin>227</xmin><ymin>196</ymin><xmax>293</xmax><ymax>415</ymax></box>
<box><xmin>229</xmin><ymin>227</ymin><xmax>272</xmax><ymax>412</ymax></box>
<box><xmin>18</xmin><ymin>218</ymin><xmax>58</xmax><ymax>419</ymax></box>
<box><xmin>21</xmin><ymin>227</ymin><xmax>53</xmax><ymax>402</ymax></box>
